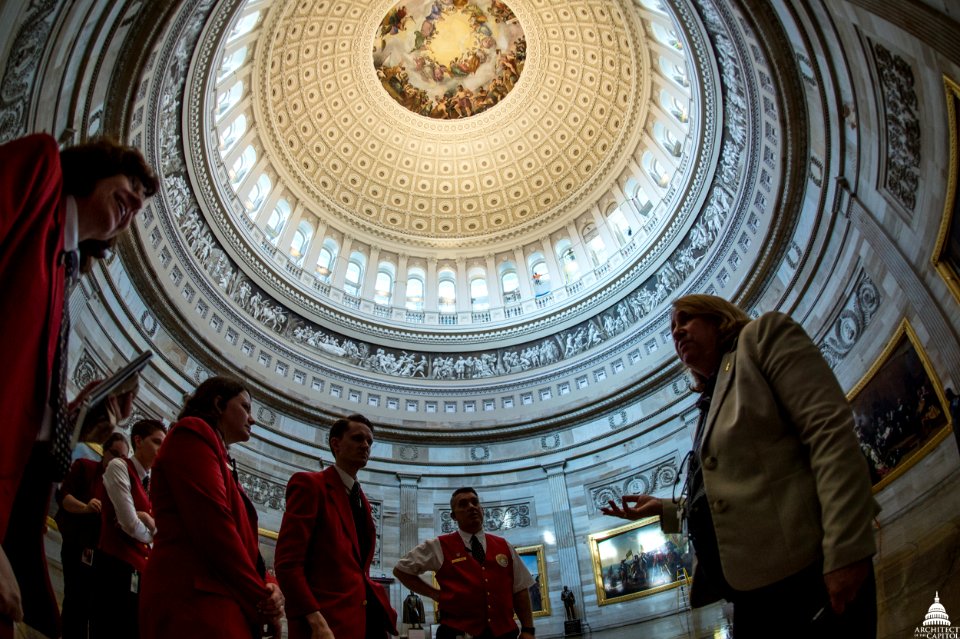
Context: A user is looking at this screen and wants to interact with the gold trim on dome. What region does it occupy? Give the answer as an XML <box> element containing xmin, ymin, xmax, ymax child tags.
<box><xmin>253</xmin><ymin>0</ymin><xmax>651</xmax><ymax>249</ymax></box>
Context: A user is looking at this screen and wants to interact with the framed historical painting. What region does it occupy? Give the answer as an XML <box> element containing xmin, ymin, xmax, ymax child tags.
<box><xmin>588</xmin><ymin>517</ymin><xmax>693</xmax><ymax>606</ymax></box>
<box><xmin>848</xmin><ymin>319</ymin><xmax>954</xmax><ymax>491</ymax></box>
<box><xmin>516</xmin><ymin>544</ymin><xmax>550</xmax><ymax>617</ymax></box>
<box><xmin>933</xmin><ymin>75</ymin><xmax>960</xmax><ymax>304</ymax></box>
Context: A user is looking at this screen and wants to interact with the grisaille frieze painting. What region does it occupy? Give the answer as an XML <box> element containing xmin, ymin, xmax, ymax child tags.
<box><xmin>374</xmin><ymin>0</ymin><xmax>525</xmax><ymax>118</ymax></box>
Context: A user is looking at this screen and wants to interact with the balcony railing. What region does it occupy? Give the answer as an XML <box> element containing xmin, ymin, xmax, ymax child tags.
<box><xmin>240</xmin><ymin>218</ymin><xmax>641</xmax><ymax>327</ymax></box>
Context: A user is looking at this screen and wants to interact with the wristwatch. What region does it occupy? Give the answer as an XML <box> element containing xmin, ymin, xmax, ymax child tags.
<box><xmin>521</xmin><ymin>627</ymin><xmax>536</xmax><ymax>635</ymax></box>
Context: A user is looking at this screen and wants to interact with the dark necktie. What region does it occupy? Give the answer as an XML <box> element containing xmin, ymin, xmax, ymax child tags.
<box><xmin>350</xmin><ymin>482</ymin><xmax>370</xmax><ymax>557</ymax></box>
<box><xmin>470</xmin><ymin>534</ymin><xmax>484</xmax><ymax>563</ymax></box>
<box><xmin>142</xmin><ymin>473</ymin><xmax>150</xmax><ymax>491</ymax></box>
<box><xmin>50</xmin><ymin>249</ymin><xmax>79</xmax><ymax>480</ymax></box>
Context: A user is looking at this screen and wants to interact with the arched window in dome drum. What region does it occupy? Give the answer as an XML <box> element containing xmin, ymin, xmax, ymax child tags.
<box><xmin>654</xmin><ymin>122</ymin><xmax>682</xmax><ymax>157</ymax></box>
<box><xmin>265</xmin><ymin>199</ymin><xmax>290</xmax><ymax>242</ymax></box>
<box><xmin>608</xmin><ymin>207</ymin><xmax>633</xmax><ymax>246</ymax></box>
<box><xmin>660</xmin><ymin>56</ymin><xmax>689</xmax><ymax>88</ymax></box>
<box><xmin>583</xmin><ymin>223</ymin><xmax>607</xmax><ymax>266</ymax></box>
<box><xmin>220</xmin><ymin>114</ymin><xmax>246</xmax><ymax>151</ymax></box>
<box><xmin>555</xmin><ymin>239</ymin><xmax>580</xmax><ymax>285</ymax></box>
<box><xmin>216</xmin><ymin>84</ymin><xmax>243</xmax><ymax>121</ymax></box>
<box><xmin>660</xmin><ymin>90</ymin><xmax>689</xmax><ymax>124</ymax></box>
<box><xmin>344</xmin><ymin>252</ymin><xmax>366</xmax><ymax>297</ymax></box>
<box><xmin>229</xmin><ymin>145</ymin><xmax>256</xmax><ymax>187</ymax></box>
<box><xmin>316</xmin><ymin>238</ymin><xmax>337</xmax><ymax>279</ymax></box>
<box><xmin>374</xmin><ymin>263</ymin><xmax>395</xmax><ymax>306</ymax></box>
<box><xmin>643</xmin><ymin>152</ymin><xmax>670</xmax><ymax>188</ymax></box>
<box><xmin>245</xmin><ymin>174</ymin><xmax>271</xmax><ymax>213</ymax></box>
<box><xmin>500</xmin><ymin>267</ymin><xmax>520</xmax><ymax>304</ymax></box>
<box><xmin>638</xmin><ymin>0</ymin><xmax>667</xmax><ymax>13</ymax></box>
<box><xmin>528</xmin><ymin>253</ymin><xmax>550</xmax><ymax>296</ymax></box>
<box><xmin>289</xmin><ymin>220</ymin><xmax>313</xmax><ymax>266</ymax></box>
<box><xmin>406</xmin><ymin>268</ymin><xmax>425</xmax><ymax>311</ymax></box>
<box><xmin>438</xmin><ymin>270</ymin><xmax>456</xmax><ymax>313</ymax></box>
<box><xmin>470</xmin><ymin>275</ymin><xmax>489</xmax><ymax>312</ymax></box>
<box><xmin>227</xmin><ymin>10</ymin><xmax>260</xmax><ymax>42</ymax></box>
<box><xmin>217</xmin><ymin>46</ymin><xmax>248</xmax><ymax>82</ymax></box>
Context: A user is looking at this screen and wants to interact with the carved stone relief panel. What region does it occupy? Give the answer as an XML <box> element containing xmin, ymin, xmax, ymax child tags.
<box><xmin>872</xmin><ymin>42</ymin><xmax>920</xmax><ymax>213</ymax></box>
<box><xmin>73</xmin><ymin>350</ymin><xmax>103</xmax><ymax>389</ymax></box>
<box><xmin>0</xmin><ymin>0</ymin><xmax>59</xmax><ymax>142</ymax></box>
<box><xmin>439</xmin><ymin>500</ymin><xmax>531</xmax><ymax>534</ymax></box>
<box><xmin>237</xmin><ymin>469</ymin><xmax>287</xmax><ymax>512</ymax></box>
<box><xmin>818</xmin><ymin>270</ymin><xmax>882</xmax><ymax>367</ymax></box>
<box><xmin>586</xmin><ymin>454</ymin><xmax>679</xmax><ymax>514</ymax></box>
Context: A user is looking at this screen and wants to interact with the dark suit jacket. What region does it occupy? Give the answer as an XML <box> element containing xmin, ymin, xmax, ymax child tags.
<box><xmin>275</xmin><ymin>466</ymin><xmax>397</xmax><ymax>639</ymax></box>
<box><xmin>139</xmin><ymin>417</ymin><xmax>272</xmax><ymax>639</ymax></box>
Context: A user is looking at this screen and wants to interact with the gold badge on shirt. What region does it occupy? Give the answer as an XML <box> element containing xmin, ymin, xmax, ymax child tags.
<box><xmin>496</xmin><ymin>554</ymin><xmax>509</xmax><ymax>567</ymax></box>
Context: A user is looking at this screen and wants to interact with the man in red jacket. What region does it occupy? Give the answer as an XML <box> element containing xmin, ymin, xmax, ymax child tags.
<box><xmin>393</xmin><ymin>488</ymin><xmax>537</xmax><ymax>639</ymax></box>
<box><xmin>275</xmin><ymin>414</ymin><xmax>398</xmax><ymax>639</ymax></box>
<box><xmin>0</xmin><ymin>133</ymin><xmax>157</xmax><ymax>637</ymax></box>
<box><xmin>90</xmin><ymin>419</ymin><xmax>166</xmax><ymax>639</ymax></box>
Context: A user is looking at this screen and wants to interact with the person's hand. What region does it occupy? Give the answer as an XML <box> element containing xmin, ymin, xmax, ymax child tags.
<box><xmin>258</xmin><ymin>582</ymin><xmax>285</xmax><ymax>637</ymax></box>
<box><xmin>85</xmin><ymin>498</ymin><xmax>102</xmax><ymax>514</ymax></box>
<box><xmin>823</xmin><ymin>557</ymin><xmax>871</xmax><ymax>614</ymax></box>
<box><xmin>116</xmin><ymin>388</ymin><xmax>136</xmax><ymax>420</ymax></box>
<box><xmin>0</xmin><ymin>547</ymin><xmax>24</xmax><ymax>623</ymax></box>
<box><xmin>137</xmin><ymin>511</ymin><xmax>156</xmax><ymax>533</ymax></box>
<box><xmin>306</xmin><ymin>610</ymin><xmax>335</xmax><ymax>639</ymax></box>
<box><xmin>600</xmin><ymin>494</ymin><xmax>663</xmax><ymax>521</ymax></box>
<box><xmin>257</xmin><ymin>582</ymin><xmax>284</xmax><ymax>619</ymax></box>
<box><xmin>67</xmin><ymin>379</ymin><xmax>103</xmax><ymax>414</ymax></box>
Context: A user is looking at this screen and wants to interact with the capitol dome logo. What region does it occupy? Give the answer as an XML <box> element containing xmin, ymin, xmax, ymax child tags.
<box><xmin>915</xmin><ymin>593</ymin><xmax>959</xmax><ymax>638</ymax></box>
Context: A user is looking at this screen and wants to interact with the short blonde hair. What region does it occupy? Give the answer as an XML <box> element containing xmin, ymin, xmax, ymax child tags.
<box><xmin>671</xmin><ymin>294</ymin><xmax>752</xmax><ymax>389</ymax></box>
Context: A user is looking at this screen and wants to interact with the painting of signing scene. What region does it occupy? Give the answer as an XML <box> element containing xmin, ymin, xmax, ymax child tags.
<box><xmin>589</xmin><ymin>517</ymin><xmax>693</xmax><ymax>606</ymax></box>
<box><xmin>849</xmin><ymin>319</ymin><xmax>953</xmax><ymax>491</ymax></box>
<box><xmin>373</xmin><ymin>0</ymin><xmax>526</xmax><ymax>119</ymax></box>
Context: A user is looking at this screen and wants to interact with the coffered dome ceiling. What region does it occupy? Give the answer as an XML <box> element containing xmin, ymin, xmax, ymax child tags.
<box><xmin>252</xmin><ymin>0</ymin><xmax>650</xmax><ymax>247</ymax></box>
<box><xmin>123</xmin><ymin>0</ymin><xmax>805</xmax><ymax>438</ymax></box>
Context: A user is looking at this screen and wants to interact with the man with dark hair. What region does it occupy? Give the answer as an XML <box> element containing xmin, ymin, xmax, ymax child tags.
<box><xmin>55</xmin><ymin>432</ymin><xmax>129</xmax><ymax>639</ymax></box>
<box><xmin>276</xmin><ymin>414</ymin><xmax>397</xmax><ymax>639</ymax></box>
<box><xmin>0</xmin><ymin>133</ymin><xmax>157</xmax><ymax>637</ymax></box>
<box><xmin>90</xmin><ymin>420</ymin><xmax>165</xmax><ymax>639</ymax></box>
<box><xmin>393</xmin><ymin>488</ymin><xmax>536</xmax><ymax>639</ymax></box>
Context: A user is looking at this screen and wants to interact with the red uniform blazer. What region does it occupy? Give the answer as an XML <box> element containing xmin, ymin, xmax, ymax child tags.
<box><xmin>139</xmin><ymin>417</ymin><xmax>272</xmax><ymax>639</ymax></box>
<box><xmin>55</xmin><ymin>458</ymin><xmax>104</xmax><ymax>548</ymax></box>
<box><xmin>0</xmin><ymin>134</ymin><xmax>66</xmax><ymax>540</ymax></box>
<box><xmin>275</xmin><ymin>467</ymin><xmax>397</xmax><ymax>639</ymax></box>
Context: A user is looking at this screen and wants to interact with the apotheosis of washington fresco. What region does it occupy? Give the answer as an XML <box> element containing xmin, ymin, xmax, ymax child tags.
<box><xmin>373</xmin><ymin>0</ymin><xmax>526</xmax><ymax>119</ymax></box>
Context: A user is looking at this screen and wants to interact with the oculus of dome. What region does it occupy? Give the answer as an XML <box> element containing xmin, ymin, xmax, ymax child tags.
<box><xmin>374</xmin><ymin>0</ymin><xmax>526</xmax><ymax>119</ymax></box>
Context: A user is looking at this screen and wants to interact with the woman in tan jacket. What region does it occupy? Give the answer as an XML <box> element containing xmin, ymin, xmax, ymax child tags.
<box><xmin>603</xmin><ymin>294</ymin><xmax>878</xmax><ymax>638</ymax></box>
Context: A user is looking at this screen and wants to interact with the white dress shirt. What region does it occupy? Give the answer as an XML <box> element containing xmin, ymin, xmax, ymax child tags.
<box><xmin>102</xmin><ymin>455</ymin><xmax>153</xmax><ymax>544</ymax></box>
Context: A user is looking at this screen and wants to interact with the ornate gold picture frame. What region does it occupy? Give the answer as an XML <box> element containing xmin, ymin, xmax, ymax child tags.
<box><xmin>588</xmin><ymin>517</ymin><xmax>692</xmax><ymax>606</ymax></box>
<box><xmin>516</xmin><ymin>544</ymin><xmax>550</xmax><ymax>617</ymax></box>
<box><xmin>933</xmin><ymin>75</ymin><xmax>960</xmax><ymax>304</ymax></box>
<box><xmin>847</xmin><ymin>319</ymin><xmax>953</xmax><ymax>492</ymax></box>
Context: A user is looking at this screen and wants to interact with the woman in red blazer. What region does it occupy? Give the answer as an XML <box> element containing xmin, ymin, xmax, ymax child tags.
<box><xmin>139</xmin><ymin>377</ymin><xmax>284</xmax><ymax>638</ymax></box>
